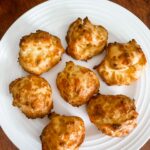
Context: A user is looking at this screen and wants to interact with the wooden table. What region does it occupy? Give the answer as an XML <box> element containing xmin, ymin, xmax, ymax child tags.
<box><xmin>0</xmin><ymin>0</ymin><xmax>150</xmax><ymax>149</ymax></box>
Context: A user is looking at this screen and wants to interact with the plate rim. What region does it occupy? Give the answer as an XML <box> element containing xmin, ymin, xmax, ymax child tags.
<box><xmin>0</xmin><ymin>0</ymin><xmax>150</xmax><ymax>150</ymax></box>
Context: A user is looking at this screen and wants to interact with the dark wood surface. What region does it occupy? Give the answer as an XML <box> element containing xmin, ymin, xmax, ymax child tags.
<box><xmin>0</xmin><ymin>0</ymin><xmax>150</xmax><ymax>150</ymax></box>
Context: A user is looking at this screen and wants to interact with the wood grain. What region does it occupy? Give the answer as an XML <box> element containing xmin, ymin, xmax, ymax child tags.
<box><xmin>0</xmin><ymin>0</ymin><xmax>150</xmax><ymax>150</ymax></box>
<box><xmin>0</xmin><ymin>0</ymin><xmax>46</xmax><ymax>38</ymax></box>
<box><xmin>112</xmin><ymin>0</ymin><xmax>150</xmax><ymax>28</ymax></box>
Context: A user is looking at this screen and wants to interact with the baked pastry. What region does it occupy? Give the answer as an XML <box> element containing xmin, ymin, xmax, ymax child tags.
<box><xmin>19</xmin><ymin>30</ymin><xmax>64</xmax><ymax>75</ymax></box>
<box><xmin>87</xmin><ymin>94</ymin><xmax>138</xmax><ymax>137</ymax></box>
<box><xmin>9</xmin><ymin>75</ymin><xmax>53</xmax><ymax>118</ymax></box>
<box><xmin>40</xmin><ymin>113</ymin><xmax>85</xmax><ymax>150</ymax></box>
<box><xmin>66</xmin><ymin>17</ymin><xmax>108</xmax><ymax>60</ymax></box>
<box><xmin>56</xmin><ymin>61</ymin><xmax>100</xmax><ymax>106</ymax></box>
<box><xmin>95</xmin><ymin>39</ymin><xmax>147</xmax><ymax>85</ymax></box>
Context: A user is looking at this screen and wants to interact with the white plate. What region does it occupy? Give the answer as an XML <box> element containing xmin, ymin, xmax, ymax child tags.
<box><xmin>0</xmin><ymin>0</ymin><xmax>150</xmax><ymax>149</ymax></box>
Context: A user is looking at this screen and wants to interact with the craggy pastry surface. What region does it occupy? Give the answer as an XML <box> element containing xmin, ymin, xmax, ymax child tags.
<box><xmin>56</xmin><ymin>61</ymin><xmax>100</xmax><ymax>106</ymax></box>
<box><xmin>9</xmin><ymin>75</ymin><xmax>53</xmax><ymax>118</ymax></box>
<box><xmin>66</xmin><ymin>17</ymin><xmax>108</xmax><ymax>60</ymax></box>
<box><xmin>87</xmin><ymin>94</ymin><xmax>138</xmax><ymax>137</ymax></box>
<box><xmin>19</xmin><ymin>30</ymin><xmax>64</xmax><ymax>75</ymax></box>
<box><xmin>95</xmin><ymin>39</ymin><xmax>147</xmax><ymax>85</ymax></box>
<box><xmin>41</xmin><ymin>114</ymin><xmax>85</xmax><ymax>150</ymax></box>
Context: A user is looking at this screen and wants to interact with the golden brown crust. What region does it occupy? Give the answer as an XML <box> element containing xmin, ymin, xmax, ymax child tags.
<box><xmin>66</xmin><ymin>17</ymin><xmax>108</xmax><ymax>60</ymax></box>
<box><xmin>19</xmin><ymin>30</ymin><xmax>64</xmax><ymax>75</ymax></box>
<box><xmin>95</xmin><ymin>39</ymin><xmax>147</xmax><ymax>85</ymax></box>
<box><xmin>41</xmin><ymin>113</ymin><xmax>85</xmax><ymax>150</ymax></box>
<box><xmin>87</xmin><ymin>94</ymin><xmax>138</xmax><ymax>137</ymax></box>
<box><xmin>9</xmin><ymin>75</ymin><xmax>53</xmax><ymax>118</ymax></box>
<box><xmin>56</xmin><ymin>61</ymin><xmax>100</xmax><ymax>106</ymax></box>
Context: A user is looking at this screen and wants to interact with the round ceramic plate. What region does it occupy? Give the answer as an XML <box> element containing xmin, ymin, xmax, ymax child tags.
<box><xmin>0</xmin><ymin>0</ymin><xmax>150</xmax><ymax>149</ymax></box>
